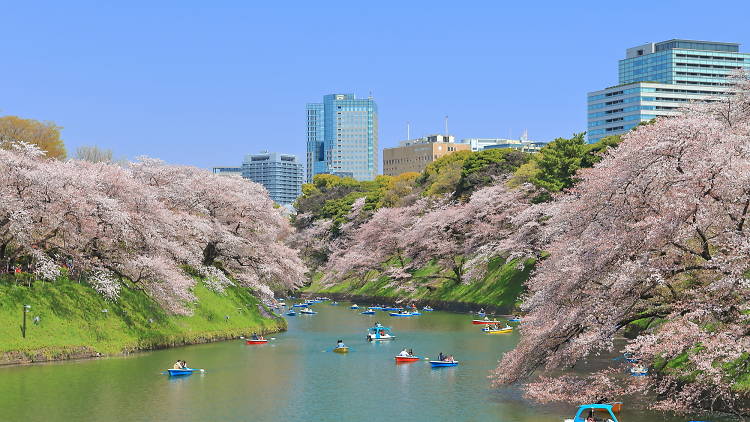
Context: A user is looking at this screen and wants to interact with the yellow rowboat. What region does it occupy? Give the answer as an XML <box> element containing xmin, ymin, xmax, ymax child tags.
<box><xmin>333</xmin><ymin>346</ymin><xmax>349</xmax><ymax>353</ymax></box>
<box><xmin>482</xmin><ymin>327</ymin><xmax>512</xmax><ymax>334</ymax></box>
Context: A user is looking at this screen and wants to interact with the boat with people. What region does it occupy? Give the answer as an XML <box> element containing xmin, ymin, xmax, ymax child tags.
<box><xmin>368</xmin><ymin>306</ymin><xmax>384</xmax><ymax>310</ymax></box>
<box><xmin>350</xmin><ymin>304</ymin><xmax>359</xmax><ymax>309</ymax></box>
<box><xmin>384</xmin><ymin>307</ymin><xmax>403</xmax><ymax>311</ymax></box>
<box><xmin>482</xmin><ymin>325</ymin><xmax>513</xmax><ymax>334</ymax></box>
<box><xmin>299</xmin><ymin>308</ymin><xmax>317</xmax><ymax>315</ymax></box>
<box><xmin>166</xmin><ymin>360</ymin><xmax>203</xmax><ymax>376</ymax></box>
<box><xmin>366</xmin><ymin>323</ymin><xmax>396</xmax><ymax>341</ymax></box>
<box><xmin>246</xmin><ymin>333</ymin><xmax>268</xmax><ymax>344</ymax></box>
<box><xmin>471</xmin><ymin>318</ymin><xmax>503</xmax><ymax>325</ymax></box>
<box><xmin>564</xmin><ymin>403</ymin><xmax>621</xmax><ymax>422</ymax></box>
<box><xmin>430</xmin><ymin>353</ymin><xmax>458</xmax><ymax>367</ymax></box>
<box><xmin>286</xmin><ymin>310</ymin><xmax>296</xmax><ymax>316</ymax></box>
<box><xmin>390</xmin><ymin>310</ymin><xmax>414</xmax><ymax>317</ymax></box>
<box><xmin>333</xmin><ymin>339</ymin><xmax>349</xmax><ymax>353</ymax></box>
<box><xmin>422</xmin><ymin>306</ymin><xmax>434</xmax><ymax>311</ymax></box>
<box><xmin>394</xmin><ymin>348</ymin><xmax>420</xmax><ymax>362</ymax></box>
<box><xmin>361</xmin><ymin>309</ymin><xmax>376</xmax><ymax>315</ymax></box>
<box><xmin>507</xmin><ymin>315</ymin><xmax>522</xmax><ymax>322</ymax></box>
<box><xmin>292</xmin><ymin>303</ymin><xmax>309</xmax><ymax>308</ymax></box>
<box><xmin>330</xmin><ymin>301</ymin><xmax>339</xmax><ymax>305</ymax></box>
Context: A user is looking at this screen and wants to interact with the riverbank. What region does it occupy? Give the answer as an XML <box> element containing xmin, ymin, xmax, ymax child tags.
<box><xmin>303</xmin><ymin>257</ymin><xmax>533</xmax><ymax>314</ymax></box>
<box><xmin>0</xmin><ymin>277</ymin><xmax>285</xmax><ymax>366</ymax></box>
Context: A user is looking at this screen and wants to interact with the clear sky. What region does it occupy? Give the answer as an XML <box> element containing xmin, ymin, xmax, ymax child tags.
<box><xmin>2</xmin><ymin>1</ymin><xmax>749</xmax><ymax>170</ymax></box>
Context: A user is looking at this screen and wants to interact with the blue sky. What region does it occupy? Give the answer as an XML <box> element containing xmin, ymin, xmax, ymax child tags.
<box><xmin>2</xmin><ymin>1</ymin><xmax>749</xmax><ymax>170</ymax></box>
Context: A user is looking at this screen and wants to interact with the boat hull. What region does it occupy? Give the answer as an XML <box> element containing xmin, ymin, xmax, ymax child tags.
<box><xmin>246</xmin><ymin>339</ymin><xmax>268</xmax><ymax>344</ymax></box>
<box><xmin>483</xmin><ymin>329</ymin><xmax>512</xmax><ymax>334</ymax></box>
<box><xmin>390</xmin><ymin>313</ymin><xmax>413</xmax><ymax>317</ymax></box>
<box><xmin>394</xmin><ymin>356</ymin><xmax>420</xmax><ymax>362</ymax></box>
<box><xmin>472</xmin><ymin>320</ymin><xmax>502</xmax><ymax>325</ymax></box>
<box><xmin>361</xmin><ymin>311</ymin><xmax>375</xmax><ymax>315</ymax></box>
<box><xmin>333</xmin><ymin>347</ymin><xmax>349</xmax><ymax>353</ymax></box>
<box><xmin>429</xmin><ymin>361</ymin><xmax>458</xmax><ymax>367</ymax></box>
<box><xmin>167</xmin><ymin>368</ymin><xmax>197</xmax><ymax>376</ymax></box>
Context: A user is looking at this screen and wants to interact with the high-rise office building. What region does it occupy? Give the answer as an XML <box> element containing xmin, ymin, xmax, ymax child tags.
<box><xmin>306</xmin><ymin>93</ymin><xmax>378</xmax><ymax>182</ymax></box>
<box><xmin>587</xmin><ymin>39</ymin><xmax>750</xmax><ymax>143</ymax></box>
<box><xmin>242</xmin><ymin>151</ymin><xmax>303</xmax><ymax>205</ymax></box>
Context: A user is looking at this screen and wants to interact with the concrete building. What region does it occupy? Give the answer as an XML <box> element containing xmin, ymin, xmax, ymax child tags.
<box><xmin>242</xmin><ymin>151</ymin><xmax>303</xmax><ymax>205</ymax></box>
<box><xmin>306</xmin><ymin>93</ymin><xmax>378</xmax><ymax>182</ymax></box>
<box><xmin>458</xmin><ymin>131</ymin><xmax>544</xmax><ymax>153</ymax></box>
<box><xmin>211</xmin><ymin>167</ymin><xmax>243</xmax><ymax>177</ymax></box>
<box><xmin>382</xmin><ymin>134</ymin><xmax>470</xmax><ymax>176</ymax></box>
<box><xmin>588</xmin><ymin>39</ymin><xmax>750</xmax><ymax>143</ymax></box>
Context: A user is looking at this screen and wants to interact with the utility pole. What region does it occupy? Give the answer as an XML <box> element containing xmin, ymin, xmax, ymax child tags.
<box><xmin>444</xmin><ymin>115</ymin><xmax>449</xmax><ymax>135</ymax></box>
<box><xmin>22</xmin><ymin>304</ymin><xmax>30</xmax><ymax>338</ymax></box>
<box><xmin>407</xmin><ymin>121</ymin><xmax>410</xmax><ymax>140</ymax></box>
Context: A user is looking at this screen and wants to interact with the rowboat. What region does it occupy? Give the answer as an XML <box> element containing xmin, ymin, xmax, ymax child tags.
<box><xmin>482</xmin><ymin>326</ymin><xmax>513</xmax><ymax>334</ymax></box>
<box><xmin>333</xmin><ymin>346</ymin><xmax>349</xmax><ymax>353</ymax></box>
<box><xmin>300</xmin><ymin>308</ymin><xmax>317</xmax><ymax>314</ymax></box>
<box><xmin>330</xmin><ymin>301</ymin><xmax>339</xmax><ymax>305</ymax></box>
<box><xmin>286</xmin><ymin>310</ymin><xmax>296</xmax><ymax>316</ymax></box>
<box><xmin>384</xmin><ymin>307</ymin><xmax>402</xmax><ymax>311</ymax></box>
<box><xmin>166</xmin><ymin>368</ymin><xmax>202</xmax><ymax>376</ymax></box>
<box><xmin>368</xmin><ymin>306</ymin><xmax>383</xmax><ymax>310</ymax></box>
<box><xmin>246</xmin><ymin>339</ymin><xmax>268</xmax><ymax>344</ymax></box>
<box><xmin>292</xmin><ymin>303</ymin><xmax>309</xmax><ymax>308</ymax></box>
<box><xmin>390</xmin><ymin>311</ymin><xmax>414</xmax><ymax>317</ymax></box>
<box><xmin>630</xmin><ymin>366</ymin><xmax>648</xmax><ymax>376</ymax></box>
<box><xmin>422</xmin><ymin>306</ymin><xmax>434</xmax><ymax>311</ymax></box>
<box><xmin>429</xmin><ymin>360</ymin><xmax>458</xmax><ymax>367</ymax></box>
<box><xmin>394</xmin><ymin>355</ymin><xmax>420</xmax><ymax>363</ymax></box>
<box><xmin>411</xmin><ymin>311</ymin><xmax>422</xmax><ymax>316</ymax></box>
<box><xmin>361</xmin><ymin>309</ymin><xmax>376</xmax><ymax>315</ymax></box>
<box><xmin>477</xmin><ymin>312</ymin><xmax>486</xmax><ymax>317</ymax></box>
<box><xmin>350</xmin><ymin>304</ymin><xmax>359</xmax><ymax>309</ymax></box>
<box><xmin>472</xmin><ymin>319</ymin><xmax>503</xmax><ymax>325</ymax></box>
<box><xmin>507</xmin><ymin>317</ymin><xmax>522</xmax><ymax>322</ymax></box>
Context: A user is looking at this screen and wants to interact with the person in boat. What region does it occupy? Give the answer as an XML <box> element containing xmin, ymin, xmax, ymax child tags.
<box><xmin>398</xmin><ymin>348</ymin><xmax>410</xmax><ymax>357</ymax></box>
<box><xmin>479</xmin><ymin>308</ymin><xmax>485</xmax><ymax>314</ymax></box>
<box><xmin>446</xmin><ymin>355</ymin><xmax>454</xmax><ymax>363</ymax></box>
<box><xmin>180</xmin><ymin>360</ymin><xmax>188</xmax><ymax>369</ymax></box>
<box><xmin>173</xmin><ymin>360</ymin><xmax>182</xmax><ymax>370</ymax></box>
<box><xmin>483</xmin><ymin>316</ymin><xmax>490</xmax><ymax>321</ymax></box>
<box><xmin>408</xmin><ymin>348</ymin><xmax>413</xmax><ymax>356</ymax></box>
<box><xmin>336</xmin><ymin>339</ymin><xmax>346</xmax><ymax>349</ymax></box>
<box><xmin>251</xmin><ymin>332</ymin><xmax>259</xmax><ymax>340</ymax></box>
<box><xmin>438</xmin><ymin>352</ymin><xmax>445</xmax><ymax>361</ymax></box>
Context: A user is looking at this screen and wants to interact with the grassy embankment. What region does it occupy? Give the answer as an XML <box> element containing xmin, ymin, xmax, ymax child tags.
<box><xmin>0</xmin><ymin>276</ymin><xmax>284</xmax><ymax>363</ymax></box>
<box><xmin>305</xmin><ymin>257</ymin><xmax>534</xmax><ymax>310</ymax></box>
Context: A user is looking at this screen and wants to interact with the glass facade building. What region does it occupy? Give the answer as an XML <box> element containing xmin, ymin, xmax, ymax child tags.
<box><xmin>306</xmin><ymin>94</ymin><xmax>378</xmax><ymax>182</ymax></box>
<box><xmin>242</xmin><ymin>151</ymin><xmax>303</xmax><ymax>205</ymax></box>
<box><xmin>588</xmin><ymin>39</ymin><xmax>750</xmax><ymax>143</ymax></box>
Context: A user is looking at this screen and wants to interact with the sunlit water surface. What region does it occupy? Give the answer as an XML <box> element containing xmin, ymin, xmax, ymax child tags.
<box><xmin>0</xmin><ymin>303</ymin><xmax>723</xmax><ymax>422</ymax></box>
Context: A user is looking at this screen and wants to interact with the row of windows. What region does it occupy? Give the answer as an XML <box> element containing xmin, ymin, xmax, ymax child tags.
<box><xmin>675</xmin><ymin>52</ymin><xmax>746</xmax><ymax>61</ymax></box>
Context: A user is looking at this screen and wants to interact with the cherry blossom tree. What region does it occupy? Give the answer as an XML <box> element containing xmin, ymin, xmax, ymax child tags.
<box><xmin>0</xmin><ymin>144</ymin><xmax>304</xmax><ymax>313</ymax></box>
<box><xmin>493</xmin><ymin>74</ymin><xmax>750</xmax><ymax>417</ymax></box>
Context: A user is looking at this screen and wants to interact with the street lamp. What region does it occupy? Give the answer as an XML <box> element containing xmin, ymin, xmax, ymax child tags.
<box><xmin>22</xmin><ymin>305</ymin><xmax>31</xmax><ymax>338</ymax></box>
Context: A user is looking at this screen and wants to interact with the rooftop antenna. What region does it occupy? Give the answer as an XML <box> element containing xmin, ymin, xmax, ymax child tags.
<box><xmin>369</xmin><ymin>90</ymin><xmax>373</xmax><ymax>99</ymax></box>
<box><xmin>407</xmin><ymin>121</ymin><xmax>410</xmax><ymax>140</ymax></box>
<box><xmin>444</xmin><ymin>115</ymin><xmax>449</xmax><ymax>135</ymax></box>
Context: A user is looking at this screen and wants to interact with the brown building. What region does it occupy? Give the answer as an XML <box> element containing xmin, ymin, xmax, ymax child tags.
<box><xmin>382</xmin><ymin>134</ymin><xmax>470</xmax><ymax>176</ymax></box>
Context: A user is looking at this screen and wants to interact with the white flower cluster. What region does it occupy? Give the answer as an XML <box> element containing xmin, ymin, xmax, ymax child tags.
<box><xmin>89</xmin><ymin>270</ymin><xmax>121</xmax><ymax>301</ymax></box>
<box><xmin>199</xmin><ymin>265</ymin><xmax>234</xmax><ymax>294</ymax></box>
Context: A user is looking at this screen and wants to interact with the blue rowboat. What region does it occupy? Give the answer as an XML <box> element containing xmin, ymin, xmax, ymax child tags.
<box><xmin>292</xmin><ymin>303</ymin><xmax>309</xmax><ymax>308</ymax></box>
<box><xmin>286</xmin><ymin>310</ymin><xmax>296</xmax><ymax>316</ymax></box>
<box><xmin>350</xmin><ymin>305</ymin><xmax>359</xmax><ymax>309</ymax></box>
<box><xmin>390</xmin><ymin>312</ymin><xmax>413</xmax><ymax>317</ymax></box>
<box><xmin>361</xmin><ymin>310</ymin><xmax>376</xmax><ymax>315</ymax></box>
<box><xmin>368</xmin><ymin>306</ymin><xmax>383</xmax><ymax>310</ymax></box>
<box><xmin>411</xmin><ymin>311</ymin><xmax>422</xmax><ymax>316</ymax></box>
<box><xmin>507</xmin><ymin>317</ymin><xmax>521</xmax><ymax>322</ymax></box>
<box><xmin>429</xmin><ymin>361</ymin><xmax>458</xmax><ymax>367</ymax></box>
<box><xmin>384</xmin><ymin>307</ymin><xmax>403</xmax><ymax>311</ymax></box>
<box><xmin>167</xmin><ymin>368</ymin><xmax>201</xmax><ymax>376</ymax></box>
<box><xmin>422</xmin><ymin>306</ymin><xmax>434</xmax><ymax>311</ymax></box>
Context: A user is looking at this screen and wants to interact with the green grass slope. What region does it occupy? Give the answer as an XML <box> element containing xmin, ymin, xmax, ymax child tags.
<box><xmin>0</xmin><ymin>276</ymin><xmax>284</xmax><ymax>362</ymax></box>
<box><xmin>305</xmin><ymin>257</ymin><xmax>534</xmax><ymax>309</ymax></box>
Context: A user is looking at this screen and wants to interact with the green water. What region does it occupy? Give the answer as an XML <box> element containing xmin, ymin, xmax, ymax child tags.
<box><xmin>0</xmin><ymin>303</ymin><xmax>713</xmax><ymax>422</ymax></box>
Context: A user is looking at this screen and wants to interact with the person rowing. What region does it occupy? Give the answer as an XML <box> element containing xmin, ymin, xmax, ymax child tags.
<box><xmin>173</xmin><ymin>360</ymin><xmax>182</xmax><ymax>370</ymax></box>
<box><xmin>398</xmin><ymin>348</ymin><xmax>410</xmax><ymax>357</ymax></box>
<box><xmin>336</xmin><ymin>339</ymin><xmax>346</xmax><ymax>349</ymax></box>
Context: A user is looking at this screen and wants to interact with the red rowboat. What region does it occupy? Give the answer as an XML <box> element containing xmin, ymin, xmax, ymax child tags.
<box><xmin>472</xmin><ymin>320</ymin><xmax>503</xmax><ymax>325</ymax></box>
<box><xmin>246</xmin><ymin>339</ymin><xmax>268</xmax><ymax>345</ymax></box>
<box><xmin>394</xmin><ymin>356</ymin><xmax>421</xmax><ymax>362</ymax></box>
